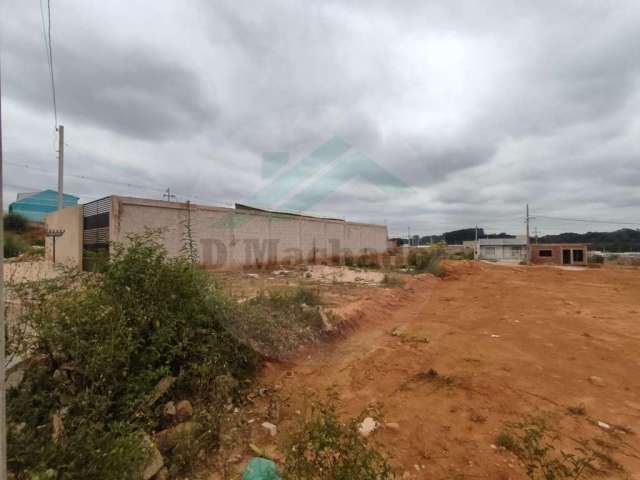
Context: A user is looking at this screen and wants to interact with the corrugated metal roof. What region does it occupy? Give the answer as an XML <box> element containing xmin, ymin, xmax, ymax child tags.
<box><xmin>8</xmin><ymin>190</ymin><xmax>79</xmax><ymax>222</ymax></box>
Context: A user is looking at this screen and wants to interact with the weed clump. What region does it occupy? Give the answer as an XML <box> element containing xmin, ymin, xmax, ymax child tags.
<box><xmin>4</xmin><ymin>233</ymin><xmax>29</xmax><ymax>258</ymax></box>
<box><xmin>8</xmin><ymin>232</ymin><xmax>259</xmax><ymax>479</ymax></box>
<box><xmin>496</xmin><ymin>416</ymin><xmax>597</xmax><ymax>479</ymax></box>
<box><xmin>566</xmin><ymin>404</ymin><xmax>587</xmax><ymax>416</ymax></box>
<box><xmin>382</xmin><ymin>273</ymin><xmax>404</xmax><ymax>287</ymax></box>
<box><xmin>228</xmin><ymin>286</ymin><xmax>326</xmax><ymax>359</ymax></box>
<box><xmin>284</xmin><ymin>397</ymin><xmax>394</xmax><ymax>480</ymax></box>
<box><xmin>407</xmin><ymin>248</ymin><xmax>445</xmax><ymax>277</ymax></box>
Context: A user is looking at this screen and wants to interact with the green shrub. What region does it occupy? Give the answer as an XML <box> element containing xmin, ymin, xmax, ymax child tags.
<box><xmin>284</xmin><ymin>397</ymin><xmax>394</xmax><ymax>480</ymax></box>
<box><xmin>8</xmin><ymin>231</ymin><xmax>259</xmax><ymax>479</ymax></box>
<box><xmin>4</xmin><ymin>233</ymin><xmax>29</xmax><ymax>258</ymax></box>
<box><xmin>407</xmin><ymin>248</ymin><xmax>445</xmax><ymax>277</ymax></box>
<box><xmin>226</xmin><ymin>287</ymin><xmax>325</xmax><ymax>359</ymax></box>
<box><xmin>4</xmin><ymin>212</ymin><xmax>29</xmax><ymax>233</ymax></box>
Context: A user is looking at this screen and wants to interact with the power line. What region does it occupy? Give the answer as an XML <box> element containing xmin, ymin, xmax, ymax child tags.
<box><xmin>535</xmin><ymin>215</ymin><xmax>639</xmax><ymax>226</ymax></box>
<box><xmin>4</xmin><ymin>160</ymin><xmax>231</xmax><ymax>205</ymax></box>
<box><xmin>40</xmin><ymin>0</ymin><xmax>57</xmax><ymax>127</ymax></box>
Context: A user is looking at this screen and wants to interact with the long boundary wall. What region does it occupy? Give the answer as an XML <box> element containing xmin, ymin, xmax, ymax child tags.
<box><xmin>110</xmin><ymin>196</ymin><xmax>388</xmax><ymax>268</ymax></box>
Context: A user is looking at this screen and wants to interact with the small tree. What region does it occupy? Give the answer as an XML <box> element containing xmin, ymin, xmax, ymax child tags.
<box><xmin>4</xmin><ymin>212</ymin><xmax>29</xmax><ymax>233</ymax></box>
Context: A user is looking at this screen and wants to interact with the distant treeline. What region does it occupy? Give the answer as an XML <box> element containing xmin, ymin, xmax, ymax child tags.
<box><xmin>391</xmin><ymin>228</ymin><xmax>514</xmax><ymax>246</ymax></box>
<box><xmin>538</xmin><ymin>228</ymin><xmax>640</xmax><ymax>252</ymax></box>
<box><xmin>391</xmin><ymin>227</ymin><xmax>640</xmax><ymax>252</ymax></box>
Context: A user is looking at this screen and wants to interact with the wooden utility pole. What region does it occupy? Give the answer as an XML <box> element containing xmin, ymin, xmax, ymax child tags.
<box><xmin>526</xmin><ymin>204</ymin><xmax>531</xmax><ymax>263</ymax></box>
<box><xmin>0</xmin><ymin>55</ymin><xmax>7</xmax><ymax>480</ymax></box>
<box><xmin>57</xmin><ymin>124</ymin><xmax>64</xmax><ymax>210</ymax></box>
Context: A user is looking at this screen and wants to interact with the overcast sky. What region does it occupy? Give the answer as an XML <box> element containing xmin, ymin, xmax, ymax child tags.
<box><xmin>1</xmin><ymin>1</ymin><xmax>639</xmax><ymax>236</ymax></box>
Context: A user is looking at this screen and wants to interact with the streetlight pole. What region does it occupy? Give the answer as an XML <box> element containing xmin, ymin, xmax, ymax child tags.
<box><xmin>57</xmin><ymin>125</ymin><xmax>64</xmax><ymax>210</ymax></box>
<box><xmin>0</xmin><ymin>52</ymin><xmax>7</xmax><ymax>480</ymax></box>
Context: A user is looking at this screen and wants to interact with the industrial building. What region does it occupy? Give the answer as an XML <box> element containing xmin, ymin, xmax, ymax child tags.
<box><xmin>9</xmin><ymin>189</ymin><xmax>78</xmax><ymax>222</ymax></box>
<box><xmin>44</xmin><ymin>195</ymin><xmax>389</xmax><ymax>269</ymax></box>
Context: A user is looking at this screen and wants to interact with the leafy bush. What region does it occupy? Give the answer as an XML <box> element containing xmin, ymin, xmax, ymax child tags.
<box><xmin>8</xmin><ymin>232</ymin><xmax>259</xmax><ymax>479</ymax></box>
<box><xmin>284</xmin><ymin>397</ymin><xmax>394</xmax><ymax>480</ymax></box>
<box><xmin>4</xmin><ymin>233</ymin><xmax>29</xmax><ymax>258</ymax></box>
<box><xmin>4</xmin><ymin>212</ymin><xmax>29</xmax><ymax>233</ymax></box>
<box><xmin>407</xmin><ymin>248</ymin><xmax>445</xmax><ymax>277</ymax></box>
<box><xmin>224</xmin><ymin>287</ymin><xmax>325</xmax><ymax>359</ymax></box>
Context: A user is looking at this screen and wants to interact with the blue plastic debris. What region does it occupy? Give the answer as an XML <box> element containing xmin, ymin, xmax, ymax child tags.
<box><xmin>242</xmin><ymin>457</ymin><xmax>282</xmax><ymax>480</ymax></box>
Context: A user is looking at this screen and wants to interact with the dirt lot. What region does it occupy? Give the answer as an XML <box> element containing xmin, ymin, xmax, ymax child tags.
<box><xmin>230</xmin><ymin>261</ymin><xmax>640</xmax><ymax>479</ymax></box>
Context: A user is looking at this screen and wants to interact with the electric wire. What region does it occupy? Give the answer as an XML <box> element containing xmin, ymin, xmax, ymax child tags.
<box><xmin>39</xmin><ymin>0</ymin><xmax>57</xmax><ymax>127</ymax></box>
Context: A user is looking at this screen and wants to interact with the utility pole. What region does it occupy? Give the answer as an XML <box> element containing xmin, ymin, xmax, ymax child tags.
<box><xmin>475</xmin><ymin>224</ymin><xmax>479</xmax><ymax>260</ymax></box>
<box><xmin>163</xmin><ymin>188</ymin><xmax>176</xmax><ymax>202</ymax></box>
<box><xmin>0</xmin><ymin>56</ymin><xmax>7</xmax><ymax>480</ymax></box>
<box><xmin>526</xmin><ymin>204</ymin><xmax>531</xmax><ymax>263</ymax></box>
<box><xmin>407</xmin><ymin>226</ymin><xmax>411</xmax><ymax>246</ymax></box>
<box><xmin>57</xmin><ymin>125</ymin><xmax>64</xmax><ymax>210</ymax></box>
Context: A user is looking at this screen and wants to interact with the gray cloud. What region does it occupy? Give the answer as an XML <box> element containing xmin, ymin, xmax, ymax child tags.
<box><xmin>2</xmin><ymin>0</ymin><xmax>639</xmax><ymax>235</ymax></box>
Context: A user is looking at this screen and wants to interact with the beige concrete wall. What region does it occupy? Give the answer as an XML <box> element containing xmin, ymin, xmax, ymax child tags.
<box><xmin>110</xmin><ymin>196</ymin><xmax>388</xmax><ymax>269</ymax></box>
<box><xmin>44</xmin><ymin>205</ymin><xmax>83</xmax><ymax>268</ymax></box>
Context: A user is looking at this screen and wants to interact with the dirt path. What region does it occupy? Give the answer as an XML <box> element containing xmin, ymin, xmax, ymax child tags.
<box><xmin>256</xmin><ymin>262</ymin><xmax>640</xmax><ymax>479</ymax></box>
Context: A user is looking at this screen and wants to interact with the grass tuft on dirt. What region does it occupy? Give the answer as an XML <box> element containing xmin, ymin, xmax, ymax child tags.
<box><xmin>407</xmin><ymin>248</ymin><xmax>446</xmax><ymax>277</ymax></box>
<box><xmin>226</xmin><ymin>286</ymin><xmax>327</xmax><ymax>359</ymax></box>
<box><xmin>496</xmin><ymin>415</ymin><xmax>606</xmax><ymax>480</ymax></box>
<box><xmin>284</xmin><ymin>395</ymin><xmax>394</xmax><ymax>480</ymax></box>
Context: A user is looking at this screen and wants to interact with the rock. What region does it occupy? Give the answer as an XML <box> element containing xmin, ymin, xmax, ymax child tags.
<box><xmin>597</xmin><ymin>420</ymin><xmax>611</xmax><ymax>430</ymax></box>
<box><xmin>384</xmin><ymin>422</ymin><xmax>401</xmax><ymax>432</ymax></box>
<box><xmin>51</xmin><ymin>413</ymin><xmax>64</xmax><ymax>444</ymax></box>
<box><xmin>145</xmin><ymin>376</ymin><xmax>176</xmax><ymax>408</ymax></box>
<box><xmin>261</xmin><ymin>421</ymin><xmax>277</xmax><ymax>437</ymax></box>
<box><xmin>155</xmin><ymin>421</ymin><xmax>198</xmax><ymax>452</ymax></box>
<box><xmin>163</xmin><ymin>401</ymin><xmax>176</xmax><ymax>419</ymax></box>
<box><xmin>589</xmin><ymin>376</ymin><xmax>606</xmax><ymax>387</ymax></box>
<box><xmin>358</xmin><ymin>417</ymin><xmax>379</xmax><ymax>437</ymax></box>
<box><xmin>153</xmin><ymin>467</ymin><xmax>169</xmax><ymax>480</ymax></box>
<box><xmin>175</xmin><ymin>400</ymin><xmax>193</xmax><ymax>422</ymax></box>
<box><xmin>141</xmin><ymin>434</ymin><xmax>164</xmax><ymax>480</ymax></box>
<box><xmin>319</xmin><ymin>308</ymin><xmax>334</xmax><ymax>332</ymax></box>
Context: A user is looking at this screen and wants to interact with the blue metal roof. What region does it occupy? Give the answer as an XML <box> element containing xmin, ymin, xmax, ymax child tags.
<box><xmin>8</xmin><ymin>190</ymin><xmax>79</xmax><ymax>222</ymax></box>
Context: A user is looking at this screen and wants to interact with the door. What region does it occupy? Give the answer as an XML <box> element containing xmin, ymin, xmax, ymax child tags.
<box><xmin>562</xmin><ymin>249</ymin><xmax>571</xmax><ymax>265</ymax></box>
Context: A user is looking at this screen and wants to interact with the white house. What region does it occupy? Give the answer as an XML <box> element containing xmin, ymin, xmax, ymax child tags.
<box><xmin>476</xmin><ymin>237</ymin><xmax>528</xmax><ymax>262</ymax></box>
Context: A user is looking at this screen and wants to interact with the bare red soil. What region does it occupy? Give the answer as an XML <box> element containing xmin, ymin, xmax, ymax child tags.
<box><xmin>252</xmin><ymin>261</ymin><xmax>640</xmax><ymax>479</ymax></box>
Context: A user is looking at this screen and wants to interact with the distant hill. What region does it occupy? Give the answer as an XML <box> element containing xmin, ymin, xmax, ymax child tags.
<box><xmin>539</xmin><ymin>228</ymin><xmax>640</xmax><ymax>252</ymax></box>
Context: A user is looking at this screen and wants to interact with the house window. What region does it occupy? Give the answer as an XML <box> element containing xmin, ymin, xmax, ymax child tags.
<box><xmin>572</xmin><ymin>249</ymin><xmax>584</xmax><ymax>262</ymax></box>
<box><xmin>538</xmin><ymin>249</ymin><xmax>553</xmax><ymax>257</ymax></box>
<box><xmin>484</xmin><ymin>247</ymin><xmax>496</xmax><ymax>256</ymax></box>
